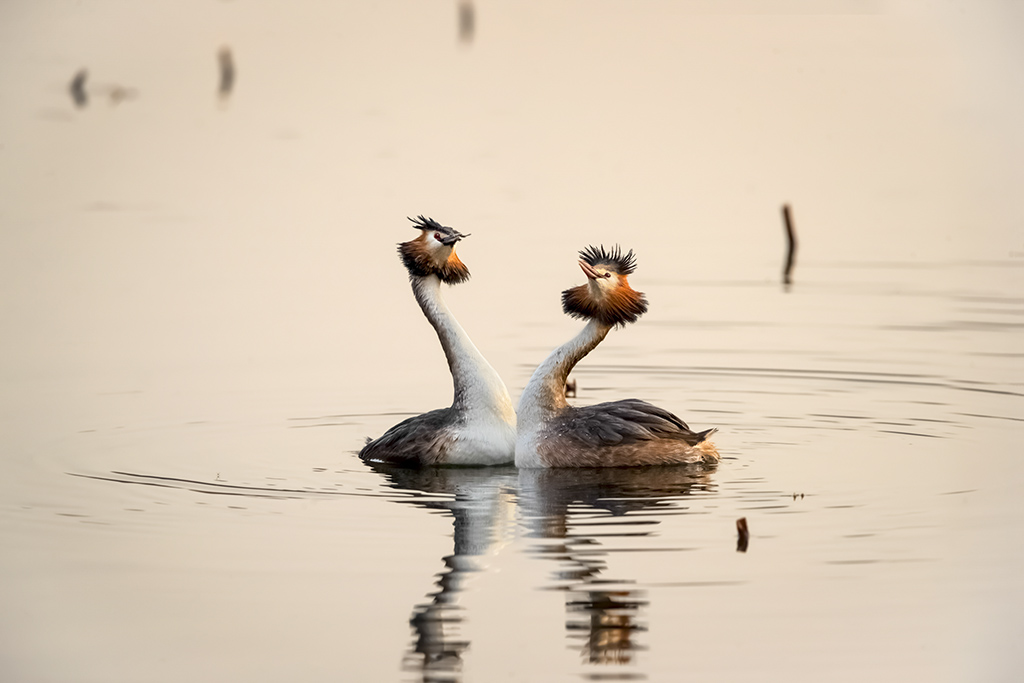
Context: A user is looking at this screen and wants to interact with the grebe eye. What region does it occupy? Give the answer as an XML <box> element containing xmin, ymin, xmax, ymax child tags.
<box><xmin>434</xmin><ymin>232</ymin><xmax>442</xmax><ymax>241</ymax></box>
<box><xmin>604</xmin><ymin>272</ymin><xmax>613</xmax><ymax>278</ymax></box>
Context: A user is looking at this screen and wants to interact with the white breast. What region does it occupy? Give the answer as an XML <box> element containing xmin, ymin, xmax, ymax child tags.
<box><xmin>448</xmin><ymin>418</ymin><xmax>517</xmax><ymax>466</ymax></box>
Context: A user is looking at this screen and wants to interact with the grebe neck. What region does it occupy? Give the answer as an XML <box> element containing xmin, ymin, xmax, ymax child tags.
<box><xmin>517</xmin><ymin>319</ymin><xmax>610</xmax><ymax>419</ymax></box>
<box><xmin>411</xmin><ymin>275</ymin><xmax>514</xmax><ymax>417</ymax></box>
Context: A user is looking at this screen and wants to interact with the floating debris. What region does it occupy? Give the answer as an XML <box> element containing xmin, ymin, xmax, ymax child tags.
<box><xmin>736</xmin><ymin>517</ymin><xmax>749</xmax><ymax>553</ymax></box>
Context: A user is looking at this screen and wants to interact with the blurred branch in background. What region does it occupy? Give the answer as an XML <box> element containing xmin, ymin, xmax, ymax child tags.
<box><xmin>458</xmin><ymin>1</ymin><xmax>475</xmax><ymax>44</ymax></box>
<box><xmin>218</xmin><ymin>45</ymin><xmax>236</xmax><ymax>104</ymax></box>
<box><xmin>69</xmin><ymin>68</ymin><xmax>88</xmax><ymax>108</ymax></box>
<box><xmin>69</xmin><ymin>67</ymin><xmax>137</xmax><ymax>108</ymax></box>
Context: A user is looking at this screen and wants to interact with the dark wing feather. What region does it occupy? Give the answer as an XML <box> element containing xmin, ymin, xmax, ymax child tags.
<box><xmin>554</xmin><ymin>399</ymin><xmax>712</xmax><ymax>448</ymax></box>
<box><xmin>359</xmin><ymin>408</ymin><xmax>458</xmax><ymax>466</ymax></box>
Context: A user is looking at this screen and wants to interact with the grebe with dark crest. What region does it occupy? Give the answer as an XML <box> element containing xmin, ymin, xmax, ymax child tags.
<box><xmin>359</xmin><ymin>216</ymin><xmax>517</xmax><ymax>466</ymax></box>
<box><xmin>515</xmin><ymin>245</ymin><xmax>719</xmax><ymax>468</ymax></box>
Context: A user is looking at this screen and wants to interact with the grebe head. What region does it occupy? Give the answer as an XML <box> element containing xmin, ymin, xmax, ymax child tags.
<box><xmin>398</xmin><ymin>215</ymin><xmax>471</xmax><ymax>284</ymax></box>
<box><xmin>561</xmin><ymin>244</ymin><xmax>648</xmax><ymax>327</ymax></box>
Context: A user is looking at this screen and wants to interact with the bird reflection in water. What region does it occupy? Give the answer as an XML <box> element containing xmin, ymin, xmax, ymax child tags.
<box><xmin>568</xmin><ymin>589</ymin><xmax>647</xmax><ymax>666</ymax></box>
<box><xmin>518</xmin><ymin>465</ymin><xmax>715</xmax><ymax>669</ymax></box>
<box><xmin>368</xmin><ymin>463</ymin><xmax>518</xmax><ymax>683</ymax></box>
<box><xmin>366</xmin><ymin>462</ymin><xmax>715</xmax><ymax>678</ymax></box>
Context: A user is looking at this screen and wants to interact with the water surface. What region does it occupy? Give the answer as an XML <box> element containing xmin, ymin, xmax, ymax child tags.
<box><xmin>1</xmin><ymin>2</ymin><xmax>1022</xmax><ymax>682</ymax></box>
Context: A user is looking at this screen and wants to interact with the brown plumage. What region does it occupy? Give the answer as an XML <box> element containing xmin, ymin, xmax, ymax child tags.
<box><xmin>561</xmin><ymin>245</ymin><xmax>647</xmax><ymax>327</ymax></box>
<box><xmin>561</xmin><ymin>281</ymin><xmax>647</xmax><ymax>327</ymax></box>
<box><xmin>515</xmin><ymin>244</ymin><xmax>718</xmax><ymax>468</ymax></box>
<box><xmin>535</xmin><ymin>399</ymin><xmax>719</xmax><ymax>467</ymax></box>
<box><xmin>398</xmin><ymin>216</ymin><xmax>471</xmax><ymax>284</ymax></box>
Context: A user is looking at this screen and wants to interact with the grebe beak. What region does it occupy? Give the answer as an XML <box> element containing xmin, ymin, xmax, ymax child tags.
<box><xmin>579</xmin><ymin>260</ymin><xmax>601</xmax><ymax>280</ymax></box>
<box><xmin>439</xmin><ymin>230</ymin><xmax>469</xmax><ymax>246</ymax></box>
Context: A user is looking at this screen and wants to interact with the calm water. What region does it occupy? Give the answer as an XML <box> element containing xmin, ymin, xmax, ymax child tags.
<box><xmin>1</xmin><ymin>2</ymin><xmax>1022</xmax><ymax>682</ymax></box>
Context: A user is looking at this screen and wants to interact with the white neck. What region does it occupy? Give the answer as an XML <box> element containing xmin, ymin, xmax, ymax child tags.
<box><xmin>516</xmin><ymin>319</ymin><xmax>610</xmax><ymax>427</ymax></box>
<box><xmin>411</xmin><ymin>275</ymin><xmax>514</xmax><ymax>418</ymax></box>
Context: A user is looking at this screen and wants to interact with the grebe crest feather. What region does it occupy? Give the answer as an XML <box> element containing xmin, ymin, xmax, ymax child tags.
<box><xmin>398</xmin><ymin>215</ymin><xmax>471</xmax><ymax>284</ymax></box>
<box><xmin>578</xmin><ymin>244</ymin><xmax>638</xmax><ymax>275</ymax></box>
<box><xmin>561</xmin><ymin>244</ymin><xmax>648</xmax><ymax>328</ymax></box>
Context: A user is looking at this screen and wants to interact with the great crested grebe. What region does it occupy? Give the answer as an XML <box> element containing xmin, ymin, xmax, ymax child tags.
<box><xmin>359</xmin><ymin>216</ymin><xmax>517</xmax><ymax>466</ymax></box>
<box><xmin>515</xmin><ymin>245</ymin><xmax>719</xmax><ymax>468</ymax></box>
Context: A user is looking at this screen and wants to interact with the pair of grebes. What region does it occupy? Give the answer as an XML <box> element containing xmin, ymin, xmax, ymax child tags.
<box><xmin>359</xmin><ymin>216</ymin><xmax>719</xmax><ymax>468</ymax></box>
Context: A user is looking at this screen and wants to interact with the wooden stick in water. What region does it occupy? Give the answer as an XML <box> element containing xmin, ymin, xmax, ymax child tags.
<box><xmin>736</xmin><ymin>517</ymin><xmax>749</xmax><ymax>553</ymax></box>
<box><xmin>782</xmin><ymin>203</ymin><xmax>797</xmax><ymax>285</ymax></box>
